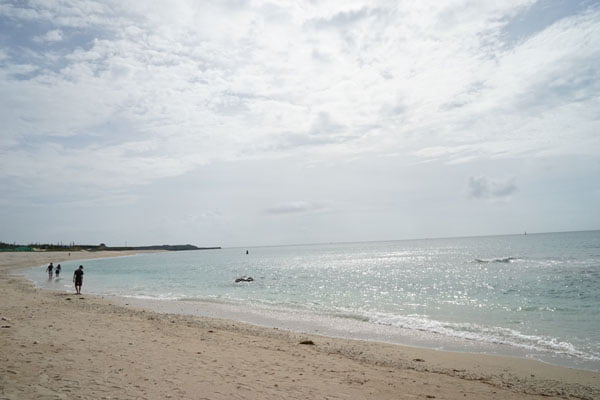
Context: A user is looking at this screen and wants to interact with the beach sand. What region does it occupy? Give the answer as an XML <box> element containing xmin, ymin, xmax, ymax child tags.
<box><xmin>1</xmin><ymin>251</ymin><xmax>598</xmax><ymax>399</ymax></box>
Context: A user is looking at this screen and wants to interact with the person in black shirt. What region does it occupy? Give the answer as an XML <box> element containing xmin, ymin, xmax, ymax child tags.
<box><xmin>46</xmin><ymin>262</ymin><xmax>54</xmax><ymax>279</ymax></box>
<box><xmin>55</xmin><ymin>264</ymin><xmax>61</xmax><ymax>279</ymax></box>
<box><xmin>73</xmin><ymin>265</ymin><xmax>84</xmax><ymax>294</ymax></box>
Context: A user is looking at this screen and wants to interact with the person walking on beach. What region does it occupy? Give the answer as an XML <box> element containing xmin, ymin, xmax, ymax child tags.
<box><xmin>73</xmin><ymin>265</ymin><xmax>84</xmax><ymax>294</ymax></box>
<box><xmin>46</xmin><ymin>262</ymin><xmax>54</xmax><ymax>279</ymax></box>
<box><xmin>55</xmin><ymin>264</ymin><xmax>61</xmax><ymax>279</ymax></box>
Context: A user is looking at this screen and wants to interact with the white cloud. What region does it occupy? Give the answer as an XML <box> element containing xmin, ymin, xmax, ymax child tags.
<box><xmin>266</xmin><ymin>201</ymin><xmax>329</xmax><ymax>215</ymax></box>
<box><xmin>0</xmin><ymin>0</ymin><xmax>599</xmax><ymax>226</ymax></box>
<box><xmin>33</xmin><ymin>29</ymin><xmax>63</xmax><ymax>43</ymax></box>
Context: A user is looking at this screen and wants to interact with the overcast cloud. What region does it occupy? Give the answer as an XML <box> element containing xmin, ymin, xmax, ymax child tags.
<box><xmin>1</xmin><ymin>0</ymin><xmax>599</xmax><ymax>247</ymax></box>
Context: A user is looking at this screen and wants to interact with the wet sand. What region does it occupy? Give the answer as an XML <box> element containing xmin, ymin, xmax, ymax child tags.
<box><xmin>1</xmin><ymin>251</ymin><xmax>598</xmax><ymax>399</ymax></box>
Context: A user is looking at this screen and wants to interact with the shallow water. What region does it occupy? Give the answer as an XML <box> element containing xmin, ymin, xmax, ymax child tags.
<box><xmin>25</xmin><ymin>230</ymin><xmax>600</xmax><ymax>371</ymax></box>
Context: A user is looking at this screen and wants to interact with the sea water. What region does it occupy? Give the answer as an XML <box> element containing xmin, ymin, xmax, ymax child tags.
<box><xmin>24</xmin><ymin>230</ymin><xmax>600</xmax><ymax>371</ymax></box>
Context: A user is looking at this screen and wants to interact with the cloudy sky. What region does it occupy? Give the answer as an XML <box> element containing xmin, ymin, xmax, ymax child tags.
<box><xmin>1</xmin><ymin>0</ymin><xmax>599</xmax><ymax>247</ymax></box>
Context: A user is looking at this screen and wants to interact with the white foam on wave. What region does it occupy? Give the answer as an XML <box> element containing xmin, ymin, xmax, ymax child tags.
<box><xmin>364</xmin><ymin>311</ymin><xmax>600</xmax><ymax>361</ymax></box>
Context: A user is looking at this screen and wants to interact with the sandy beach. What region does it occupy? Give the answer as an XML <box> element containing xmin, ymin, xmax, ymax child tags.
<box><xmin>1</xmin><ymin>251</ymin><xmax>598</xmax><ymax>400</ymax></box>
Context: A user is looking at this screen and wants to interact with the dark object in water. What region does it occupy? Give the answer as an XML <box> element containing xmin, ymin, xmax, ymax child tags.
<box><xmin>475</xmin><ymin>257</ymin><xmax>517</xmax><ymax>263</ymax></box>
<box><xmin>235</xmin><ymin>276</ymin><xmax>254</xmax><ymax>283</ymax></box>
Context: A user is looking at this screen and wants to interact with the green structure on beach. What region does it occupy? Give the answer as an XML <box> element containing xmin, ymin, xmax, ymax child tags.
<box><xmin>0</xmin><ymin>246</ymin><xmax>32</xmax><ymax>252</ymax></box>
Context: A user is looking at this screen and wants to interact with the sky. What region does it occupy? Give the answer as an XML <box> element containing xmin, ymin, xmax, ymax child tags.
<box><xmin>1</xmin><ymin>0</ymin><xmax>599</xmax><ymax>247</ymax></box>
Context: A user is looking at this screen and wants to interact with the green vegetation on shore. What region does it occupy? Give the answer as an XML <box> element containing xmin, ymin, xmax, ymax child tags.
<box><xmin>0</xmin><ymin>242</ymin><xmax>220</xmax><ymax>252</ymax></box>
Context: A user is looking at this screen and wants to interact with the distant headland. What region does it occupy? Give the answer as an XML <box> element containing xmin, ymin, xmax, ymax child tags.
<box><xmin>0</xmin><ymin>242</ymin><xmax>220</xmax><ymax>252</ymax></box>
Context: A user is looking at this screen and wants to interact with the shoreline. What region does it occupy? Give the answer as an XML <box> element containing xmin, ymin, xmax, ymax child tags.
<box><xmin>103</xmin><ymin>294</ymin><xmax>600</xmax><ymax>373</ymax></box>
<box><xmin>2</xmin><ymin>251</ymin><xmax>599</xmax><ymax>399</ymax></box>
<box><xmin>21</xmin><ymin>251</ymin><xmax>599</xmax><ymax>373</ymax></box>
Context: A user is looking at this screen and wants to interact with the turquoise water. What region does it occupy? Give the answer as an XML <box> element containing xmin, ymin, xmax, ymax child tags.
<box><xmin>25</xmin><ymin>231</ymin><xmax>600</xmax><ymax>371</ymax></box>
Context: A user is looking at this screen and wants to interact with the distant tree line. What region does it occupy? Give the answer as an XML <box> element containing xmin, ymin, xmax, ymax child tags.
<box><xmin>0</xmin><ymin>242</ymin><xmax>220</xmax><ymax>252</ymax></box>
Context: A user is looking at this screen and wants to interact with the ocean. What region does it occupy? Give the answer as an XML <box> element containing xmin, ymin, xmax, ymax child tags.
<box><xmin>24</xmin><ymin>230</ymin><xmax>600</xmax><ymax>371</ymax></box>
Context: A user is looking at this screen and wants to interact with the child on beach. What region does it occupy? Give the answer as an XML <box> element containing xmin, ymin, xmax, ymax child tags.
<box><xmin>46</xmin><ymin>262</ymin><xmax>53</xmax><ymax>279</ymax></box>
<box><xmin>55</xmin><ymin>264</ymin><xmax>61</xmax><ymax>278</ymax></box>
<box><xmin>73</xmin><ymin>265</ymin><xmax>84</xmax><ymax>294</ymax></box>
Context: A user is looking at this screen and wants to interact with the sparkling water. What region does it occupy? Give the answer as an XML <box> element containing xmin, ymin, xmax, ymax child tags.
<box><xmin>25</xmin><ymin>230</ymin><xmax>600</xmax><ymax>371</ymax></box>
